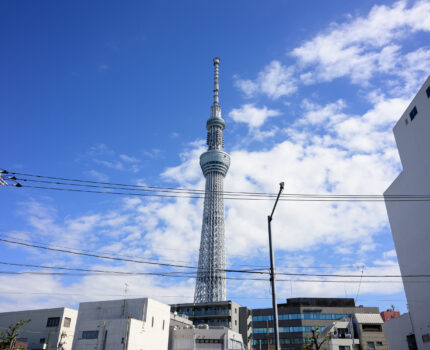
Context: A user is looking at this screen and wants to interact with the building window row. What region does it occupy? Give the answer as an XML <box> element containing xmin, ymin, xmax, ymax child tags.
<box><xmin>252</xmin><ymin>313</ymin><xmax>350</xmax><ymax>322</ymax></box>
<box><xmin>254</xmin><ymin>326</ymin><xmax>323</xmax><ymax>334</ymax></box>
<box><xmin>253</xmin><ymin>338</ymin><xmax>307</xmax><ymax>345</ymax></box>
<box><xmin>46</xmin><ymin>317</ymin><xmax>60</xmax><ymax>327</ymax></box>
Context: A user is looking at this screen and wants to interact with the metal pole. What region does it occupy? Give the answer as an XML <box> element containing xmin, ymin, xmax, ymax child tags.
<box><xmin>268</xmin><ymin>182</ymin><xmax>284</xmax><ymax>350</ymax></box>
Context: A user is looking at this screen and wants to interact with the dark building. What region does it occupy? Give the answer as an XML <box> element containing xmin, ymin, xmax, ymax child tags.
<box><xmin>252</xmin><ymin>298</ymin><xmax>380</xmax><ymax>350</ymax></box>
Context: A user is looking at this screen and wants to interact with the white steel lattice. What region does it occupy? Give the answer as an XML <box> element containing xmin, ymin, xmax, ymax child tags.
<box><xmin>194</xmin><ymin>58</ymin><xmax>230</xmax><ymax>303</ymax></box>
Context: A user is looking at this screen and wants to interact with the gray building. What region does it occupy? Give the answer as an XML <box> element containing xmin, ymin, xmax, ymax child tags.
<box><xmin>384</xmin><ymin>75</ymin><xmax>430</xmax><ymax>350</ymax></box>
<box><xmin>171</xmin><ymin>301</ymin><xmax>252</xmax><ymax>349</ymax></box>
<box><xmin>251</xmin><ymin>298</ymin><xmax>384</xmax><ymax>350</ymax></box>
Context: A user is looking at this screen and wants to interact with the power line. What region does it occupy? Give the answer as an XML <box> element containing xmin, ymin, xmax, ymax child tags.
<box><xmin>3</xmin><ymin>169</ymin><xmax>430</xmax><ymax>201</ymax></box>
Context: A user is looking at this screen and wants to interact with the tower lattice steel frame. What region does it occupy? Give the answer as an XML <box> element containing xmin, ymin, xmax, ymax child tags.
<box><xmin>194</xmin><ymin>58</ymin><xmax>230</xmax><ymax>303</ymax></box>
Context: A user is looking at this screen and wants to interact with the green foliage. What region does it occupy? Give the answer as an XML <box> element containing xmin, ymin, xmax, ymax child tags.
<box><xmin>302</xmin><ymin>327</ymin><xmax>330</xmax><ymax>350</ymax></box>
<box><xmin>0</xmin><ymin>319</ymin><xmax>30</xmax><ymax>350</ymax></box>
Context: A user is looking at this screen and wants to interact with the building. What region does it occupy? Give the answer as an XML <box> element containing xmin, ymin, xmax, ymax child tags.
<box><xmin>72</xmin><ymin>298</ymin><xmax>170</xmax><ymax>350</ymax></box>
<box><xmin>353</xmin><ymin>313</ymin><xmax>388</xmax><ymax>350</ymax></box>
<box><xmin>320</xmin><ymin>318</ymin><xmax>359</xmax><ymax>350</ymax></box>
<box><xmin>384</xmin><ymin>313</ymin><xmax>417</xmax><ymax>350</ymax></box>
<box><xmin>384</xmin><ymin>75</ymin><xmax>430</xmax><ymax>349</ymax></box>
<box><xmin>251</xmin><ymin>298</ymin><xmax>383</xmax><ymax>350</ymax></box>
<box><xmin>380</xmin><ymin>309</ymin><xmax>400</xmax><ymax>322</ymax></box>
<box><xmin>169</xmin><ymin>324</ymin><xmax>245</xmax><ymax>350</ymax></box>
<box><xmin>194</xmin><ymin>57</ymin><xmax>231</xmax><ymax>303</ymax></box>
<box><xmin>171</xmin><ymin>301</ymin><xmax>252</xmax><ymax>349</ymax></box>
<box><xmin>0</xmin><ymin>307</ymin><xmax>78</xmax><ymax>350</ymax></box>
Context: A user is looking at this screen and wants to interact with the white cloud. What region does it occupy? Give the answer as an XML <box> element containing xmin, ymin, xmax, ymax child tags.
<box><xmin>235</xmin><ymin>61</ymin><xmax>297</xmax><ymax>99</ymax></box>
<box><xmin>229</xmin><ymin>104</ymin><xmax>281</xmax><ymax>129</ymax></box>
<box><xmin>292</xmin><ymin>1</ymin><xmax>430</xmax><ymax>85</ymax></box>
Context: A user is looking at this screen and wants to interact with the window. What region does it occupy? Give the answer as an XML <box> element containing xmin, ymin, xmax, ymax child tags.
<box><xmin>422</xmin><ymin>333</ymin><xmax>430</xmax><ymax>343</ymax></box>
<box><xmin>162</xmin><ymin>320</ymin><xmax>165</xmax><ymax>330</ymax></box>
<box><xmin>39</xmin><ymin>338</ymin><xmax>45</xmax><ymax>344</ymax></box>
<box><xmin>362</xmin><ymin>324</ymin><xmax>382</xmax><ymax>332</ymax></box>
<box><xmin>46</xmin><ymin>317</ymin><xmax>60</xmax><ymax>327</ymax></box>
<box><xmin>235</xmin><ymin>308</ymin><xmax>237</xmax><ymax>314</ymax></box>
<box><xmin>235</xmin><ymin>320</ymin><xmax>237</xmax><ymax>326</ymax></box>
<box><xmin>367</xmin><ymin>342</ymin><xmax>376</xmax><ymax>349</ymax></box>
<box><xmin>426</xmin><ymin>85</ymin><xmax>430</xmax><ymax>98</ymax></box>
<box><xmin>376</xmin><ymin>341</ymin><xmax>383</xmax><ymax>345</ymax></box>
<box><xmin>63</xmin><ymin>317</ymin><xmax>71</xmax><ymax>327</ymax></box>
<box><xmin>82</xmin><ymin>331</ymin><xmax>99</xmax><ymax>339</ymax></box>
<box><xmin>151</xmin><ymin>316</ymin><xmax>154</xmax><ymax>327</ymax></box>
<box><xmin>339</xmin><ymin>346</ymin><xmax>350</xmax><ymax>350</ymax></box>
<box><xmin>410</xmin><ymin>106</ymin><xmax>418</xmax><ymax>121</ymax></box>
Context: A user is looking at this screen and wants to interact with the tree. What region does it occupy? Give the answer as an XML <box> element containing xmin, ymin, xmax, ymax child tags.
<box><xmin>302</xmin><ymin>327</ymin><xmax>330</xmax><ymax>350</ymax></box>
<box><xmin>0</xmin><ymin>320</ymin><xmax>30</xmax><ymax>350</ymax></box>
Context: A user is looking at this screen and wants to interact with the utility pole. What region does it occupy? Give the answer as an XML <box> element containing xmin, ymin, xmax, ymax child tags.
<box><xmin>268</xmin><ymin>182</ymin><xmax>284</xmax><ymax>350</ymax></box>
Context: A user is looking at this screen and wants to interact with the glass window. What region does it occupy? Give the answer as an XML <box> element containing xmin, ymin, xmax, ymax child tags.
<box><xmin>151</xmin><ymin>316</ymin><xmax>154</xmax><ymax>327</ymax></box>
<box><xmin>410</xmin><ymin>106</ymin><xmax>418</xmax><ymax>121</ymax></box>
<box><xmin>162</xmin><ymin>320</ymin><xmax>165</xmax><ymax>330</ymax></box>
<box><xmin>82</xmin><ymin>331</ymin><xmax>99</xmax><ymax>339</ymax></box>
<box><xmin>376</xmin><ymin>342</ymin><xmax>383</xmax><ymax>345</ymax></box>
<box><xmin>40</xmin><ymin>338</ymin><xmax>45</xmax><ymax>344</ymax></box>
<box><xmin>367</xmin><ymin>342</ymin><xmax>376</xmax><ymax>349</ymax></box>
<box><xmin>63</xmin><ymin>317</ymin><xmax>71</xmax><ymax>328</ymax></box>
<box><xmin>46</xmin><ymin>317</ymin><xmax>60</xmax><ymax>327</ymax></box>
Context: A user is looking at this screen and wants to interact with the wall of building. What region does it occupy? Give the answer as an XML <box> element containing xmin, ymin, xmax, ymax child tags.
<box><xmin>385</xmin><ymin>313</ymin><xmax>416</xmax><ymax>350</ymax></box>
<box><xmin>0</xmin><ymin>307</ymin><xmax>77</xmax><ymax>350</ymax></box>
<box><xmin>384</xmin><ymin>75</ymin><xmax>430</xmax><ymax>350</ymax></box>
<box><xmin>72</xmin><ymin>298</ymin><xmax>170</xmax><ymax>350</ymax></box>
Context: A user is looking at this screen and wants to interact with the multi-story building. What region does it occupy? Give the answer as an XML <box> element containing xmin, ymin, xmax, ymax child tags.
<box><xmin>72</xmin><ymin>298</ymin><xmax>170</xmax><ymax>350</ymax></box>
<box><xmin>353</xmin><ymin>313</ymin><xmax>388</xmax><ymax>350</ymax></box>
<box><xmin>171</xmin><ymin>301</ymin><xmax>252</xmax><ymax>348</ymax></box>
<box><xmin>0</xmin><ymin>307</ymin><xmax>78</xmax><ymax>350</ymax></box>
<box><xmin>251</xmin><ymin>298</ymin><xmax>383</xmax><ymax>350</ymax></box>
<box><xmin>320</xmin><ymin>318</ymin><xmax>359</xmax><ymax>350</ymax></box>
<box><xmin>384</xmin><ymin>75</ymin><xmax>430</xmax><ymax>350</ymax></box>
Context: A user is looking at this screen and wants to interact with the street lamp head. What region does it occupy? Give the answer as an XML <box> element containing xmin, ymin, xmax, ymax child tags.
<box><xmin>279</xmin><ymin>182</ymin><xmax>284</xmax><ymax>190</ymax></box>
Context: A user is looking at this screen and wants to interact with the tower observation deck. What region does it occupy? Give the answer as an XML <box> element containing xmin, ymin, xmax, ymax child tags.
<box><xmin>194</xmin><ymin>58</ymin><xmax>230</xmax><ymax>303</ymax></box>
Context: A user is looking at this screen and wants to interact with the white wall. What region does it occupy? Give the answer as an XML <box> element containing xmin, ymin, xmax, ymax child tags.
<box><xmin>0</xmin><ymin>307</ymin><xmax>78</xmax><ymax>350</ymax></box>
<box><xmin>72</xmin><ymin>298</ymin><xmax>170</xmax><ymax>350</ymax></box>
<box><xmin>384</xmin><ymin>75</ymin><xmax>430</xmax><ymax>350</ymax></box>
<box><xmin>385</xmin><ymin>313</ymin><xmax>414</xmax><ymax>350</ymax></box>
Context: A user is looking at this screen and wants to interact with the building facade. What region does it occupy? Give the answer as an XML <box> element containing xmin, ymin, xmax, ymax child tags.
<box><xmin>251</xmin><ymin>298</ymin><xmax>382</xmax><ymax>350</ymax></box>
<box><xmin>384</xmin><ymin>75</ymin><xmax>430</xmax><ymax>349</ymax></box>
<box><xmin>380</xmin><ymin>309</ymin><xmax>400</xmax><ymax>322</ymax></box>
<box><xmin>384</xmin><ymin>313</ymin><xmax>418</xmax><ymax>350</ymax></box>
<box><xmin>194</xmin><ymin>57</ymin><xmax>231</xmax><ymax>303</ymax></box>
<box><xmin>353</xmin><ymin>313</ymin><xmax>388</xmax><ymax>350</ymax></box>
<box><xmin>72</xmin><ymin>298</ymin><xmax>170</xmax><ymax>350</ymax></box>
<box><xmin>171</xmin><ymin>301</ymin><xmax>253</xmax><ymax>348</ymax></box>
<box><xmin>169</xmin><ymin>324</ymin><xmax>245</xmax><ymax>350</ymax></box>
<box><xmin>0</xmin><ymin>307</ymin><xmax>78</xmax><ymax>350</ymax></box>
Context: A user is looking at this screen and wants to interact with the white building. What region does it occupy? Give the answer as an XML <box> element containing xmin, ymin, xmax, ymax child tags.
<box><xmin>320</xmin><ymin>318</ymin><xmax>359</xmax><ymax>350</ymax></box>
<box><xmin>169</xmin><ymin>324</ymin><xmax>245</xmax><ymax>350</ymax></box>
<box><xmin>385</xmin><ymin>313</ymin><xmax>417</xmax><ymax>350</ymax></box>
<box><xmin>72</xmin><ymin>298</ymin><xmax>170</xmax><ymax>350</ymax></box>
<box><xmin>384</xmin><ymin>75</ymin><xmax>430</xmax><ymax>349</ymax></box>
<box><xmin>0</xmin><ymin>307</ymin><xmax>78</xmax><ymax>350</ymax></box>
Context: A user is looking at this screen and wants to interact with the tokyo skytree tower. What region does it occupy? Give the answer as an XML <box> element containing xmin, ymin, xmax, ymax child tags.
<box><xmin>194</xmin><ymin>58</ymin><xmax>230</xmax><ymax>303</ymax></box>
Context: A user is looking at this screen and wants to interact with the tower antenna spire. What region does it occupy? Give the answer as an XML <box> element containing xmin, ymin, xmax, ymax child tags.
<box><xmin>213</xmin><ymin>57</ymin><xmax>220</xmax><ymax>106</ymax></box>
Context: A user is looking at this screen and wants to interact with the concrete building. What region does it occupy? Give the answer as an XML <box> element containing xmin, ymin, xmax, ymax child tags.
<box><xmin>320</xmin><ymin>318</ymin><xmax>359</xmax><ymax>350</ymax></box>
<box><xmin>384</xmin><ymin>75</ymin><xmax>430</xmax><ymax>349</ymax></box>
<box><xmin>251</xmin><ymin>298</ymin><xmax>383</xmax><ymax>350</ymax></box>
<box><xmin>0</xmin><ymin>307</ymin><xmax>78</xmax><ymax>350</ymax></box>
<box><xmin>169</xmin><ymin>324</ymin><xmax>245</xmax><ymax>350</ymax></box>
<box><xmin>171</xmin><ymin>301</ymin><xmax>252</xmax><ymax>349</ymax></box>
<box><xmin>384</xmin><ymin>312</ymin><xmax>418</xmax><ymax>350</ymax></box>
<box><xmin>72</xmin><ymin>298</ymin><xmax>170</xmax><ymax>350</ymax></box>
<box><xmin>353</xmin><ymin>313</ymin><xmax>388</xmax><ymax>350</ymax></box>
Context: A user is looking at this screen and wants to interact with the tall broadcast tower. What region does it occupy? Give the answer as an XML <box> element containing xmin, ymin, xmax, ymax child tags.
<box><xmin>194</xmin><ymin>58</ymin><xmax>230</xmax><ymax>303</ymax></box>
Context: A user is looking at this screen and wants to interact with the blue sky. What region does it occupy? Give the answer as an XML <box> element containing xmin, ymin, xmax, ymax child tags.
<box><xmin>1</xmin><ymin>0</ymin><xmax>430</xmax><ymax>313</ymax></box>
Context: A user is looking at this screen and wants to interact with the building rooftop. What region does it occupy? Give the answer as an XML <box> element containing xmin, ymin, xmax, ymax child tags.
<box><xmin>285</xmin><ymin>298</ymin><xmax>356</xmax><ymax>307</ymax></box>
<box><xmin>354</xmin><ymin>313</ymin><xmax>384</xmax><ymax>324</ymax></box>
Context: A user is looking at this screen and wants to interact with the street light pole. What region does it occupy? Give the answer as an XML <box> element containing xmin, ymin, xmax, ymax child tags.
<box><xmin>268</xmin><ymin>182</ymin><xmax>284</xmax><ymax>350</ymax></box>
